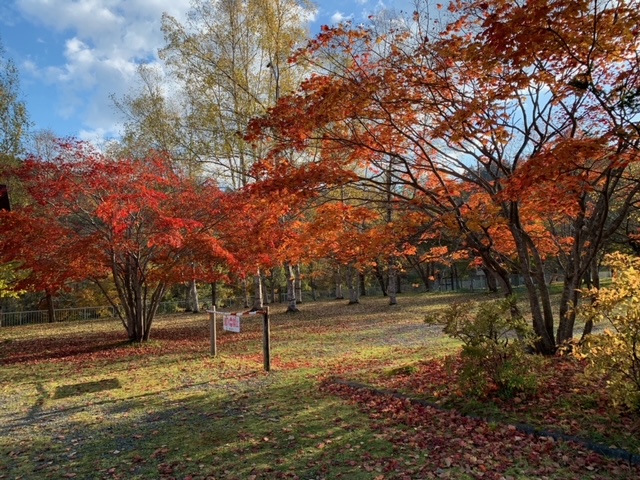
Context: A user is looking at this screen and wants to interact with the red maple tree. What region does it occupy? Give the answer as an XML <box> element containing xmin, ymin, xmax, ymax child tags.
<box><xmin>0</xmin><ymin>141</ymin><xmax>234</xmax><ymax>341</ymax></box>
<box><xmin>248</xmin><ymin>0</ymin><xmax>640</xmax><ymax>353</ymax></box>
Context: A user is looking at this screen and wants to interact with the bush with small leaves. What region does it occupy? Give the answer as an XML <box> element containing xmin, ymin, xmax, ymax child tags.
<box><xmin>580</xmin><ymin>253</ymin><xmax>640</xmax><ymax>411</ymax></box>
<box><xmin>426</xmin><ymin>297</ymin><xmax>538</xmax><ymax>398</ymax></box>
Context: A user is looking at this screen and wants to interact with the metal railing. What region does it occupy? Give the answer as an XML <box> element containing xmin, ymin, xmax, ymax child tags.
<box><xmin>0</xmin><ymin>301</ymin><xmax>189</xmax><ymax>328</ymax></box>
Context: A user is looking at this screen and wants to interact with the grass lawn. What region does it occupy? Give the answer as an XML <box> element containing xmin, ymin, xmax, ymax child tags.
<box><xmin>1</xmin><ymin>291</ymin><xmax>638</xmax><ymax>479</ymax></box>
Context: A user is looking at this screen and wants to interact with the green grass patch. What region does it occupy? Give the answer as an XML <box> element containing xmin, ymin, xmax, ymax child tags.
<box><xmin>1</xmin><ymin>291</ymin><xmax>638</xmax><ymax>479</ymax></box>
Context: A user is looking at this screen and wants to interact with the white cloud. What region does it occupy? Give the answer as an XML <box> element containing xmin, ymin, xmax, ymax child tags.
<box><xmin>14</xmin><ymin>0</ymin><xmax>192</xmax><ymax>143</ymax></box>
<box><xmin>21</xmin><ymin>59</ymin><xmax>39</xmax><ymax>75</ymax></box>
<box><xmin>331</xmin><ymin>11</ymin><xmax>353</xmax><ymax>24</ymax></box>
<box><xmin>78</xmin><ymin>126</ymin><xmax>120</xmax><ymax>145</ymax></box>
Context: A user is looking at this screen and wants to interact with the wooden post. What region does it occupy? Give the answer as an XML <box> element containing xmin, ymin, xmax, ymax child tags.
<box><xmin>209</xmin><ymin>306</ymin><xmax>217</xmax><ymax>357</ymax></box>
<box><xmin>263</xmin><ymin>306</ymin><xmax>271</xmax><ymax>372</ymax></box>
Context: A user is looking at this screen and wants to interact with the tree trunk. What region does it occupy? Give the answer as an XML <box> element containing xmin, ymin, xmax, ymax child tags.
<box><xmin>483</xmin><ymin>266</ymin><xmax>499</xmax><ymax>292</ymax></box>
<box><xmin>45</xmin><ymin>291</ymin><xmax>55</xmax><ymax>323</ymax></box>
<box><xmin>452</xmin><ymin>264</ymin><xmax>459</xmax><ymax>291</ymax></box>
<box><xmin>184</xmin><ymin>283</ymin><xmax>191</xmax><ymax>312</ymax></box>
<box><xmin>134</xmin><ymin>264</ymin><xmax>144</xmax><ymax>342</ymax></box>
<box><xmin>106</xmin><ymin>252</ymin><xmax>167</xmax><ymax>343</ymax></box>
<box><xmin>423</xmin><ymin>263</ymin><xmax>431</xmax><ymax>292</ymax></box>
<box><xmin>211</xmin><ymin>281</ymin><xmax>217</xmax><ymax>308</ymax></box>
<box><xmin>188</xmin><ymin>279</ymin><xmax>199</xmax><ymax>313</ymax></box>
<box><xmin>464</xmin><ymin>231</ymin><xmax>521</xmax><ymax>322</ymax></box>
<box><xmin>374</xmin><ymin>263</ymin><xmax>387</xmax><ymax>296</ymax></box>
<box><xmin>359</xmin><ymin>271</ymin><xmax>366</xmax><ymax>296</ymax></box>
<box><xmin>580</xmin><ymin>258</ymin><xmax>600</xmax><ymax>342</ymax></box>
<box><xmin>556</xmin><ymin>212</ymin><xmax>594</xmax><ymax>346</ymax></box>
<box><xmin>285</xmin><ymin>262</ymin><xmax>299</xmax><ymax>312</ymax></box>
<box><xmin>270</xmin><ymin>268</ymin><xmax>277</xmax><ymax>304</ymax></box>
<box><xmin>243</xmin><ymin>278</ymin><xmax>250</xmax><ymax>308</ymax></box>
<box><xmin>143</xmin><ymin>283</ymin><xmax>165</xmax><ymax>341</ymax></box>
<box><xmin>385</xmin><ymin>157</ymin><xmax>396</xmax><ymax>304</ymax></box>
<box><xmin>335</xmin><ymin>266</ymin><xmax>344</xmax><ymax>299</ymax></box>
<box><xmin>253</xmin><ymin>269</ymin><xmax>263</xmax><ymax>310</ymax></box>
<box><xmin>262</xmin><ymin>272</ymin><xmax>270</xmax><ymax>304</ymax></box>
<box><xmin>388</xmin><ymin>260</ymin><xmax>398</xmax><ymax>305</ymax></box>
<box><xmin>310</xmin><ymin>263</ymin><xmax>318</xmax><ymax>301</ymax></box>
<box><xmin>556</xmin><ymin>272</ymin><xmax>581</xmax><ymax>346</ymax></box>
<box><xmin>295</xmin><ymin>264</ymin><xmax>303</xmax><ymax>304</ymax></box>
<box><xmin>409</xmin><ymin>259</ymin><xmax>432</xmax><ymax>292</ymax></box>
<box><xmin>510</xmin><ymin>219</ymin><xmax>556</xmax><ymax>354</ymax></box>
<box><xmin>346</xmin><ymin>264</ymin><xmax>360</xmax><ymax>304</ymax></box>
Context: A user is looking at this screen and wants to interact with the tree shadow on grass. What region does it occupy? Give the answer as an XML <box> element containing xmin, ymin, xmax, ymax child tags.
<box><xmin>2</xmin><ymin>374</ymin><xmax>398</xmax><ymax>480</ymax></box>
<box><xmin>54</xmin><ymin>378</ymin><xmax>122</xmax><ymax>399</ymax></box>
<box><xmin>0</xmin><ymin>335</ymin><xmax>130</xmax><ymax>365</ymax></box>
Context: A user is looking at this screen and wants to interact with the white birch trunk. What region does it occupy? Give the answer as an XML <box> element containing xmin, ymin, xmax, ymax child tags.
<box><xmin>346</xmin><ymin>264</ymin><xmax>359</xmax><ymax>305</ymax></box>
<box><xmin>285</xmin><ymin>262</ymin><xmax>299</xmax><ymax>312</ymax></box>
<box><xmin>188</xmin><ymin>279</ymin><xmax>200</xmax><ymax>313</ymax></box>
<box><xmin>295</xmin><ymin>263</ymin><xmax>303</xmax><ymax>303</ymax></box>
<box><xmin>253</xmin><ymin>269</ymin><xmax>263</xmax><ymax>310</ymax></box>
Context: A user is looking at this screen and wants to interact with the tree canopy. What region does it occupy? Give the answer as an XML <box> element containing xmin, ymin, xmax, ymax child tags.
<box><xmin>248</xmin><ymin>0</ymin><xmax>640</xmax><ymax>353</ymax></box>
<box><xmin>0</xmin><ymin>141</ymin><xmax>233</xmax><ymax>341</ymax></box>
<box><xmin>4</xmin><ymin>1</ymin><xmax>640</xmax><ymax>351</ymax></box>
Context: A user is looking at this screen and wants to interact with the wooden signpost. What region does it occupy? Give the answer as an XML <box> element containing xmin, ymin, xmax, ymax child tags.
<box><xmin>208</xmin><ymin>306</ymin><xmax>271</xmax><ymax>371</ymax></box>
<box><xmin>262</xmin><ymin>307</ymin><xmax>271</xmax><ymax>372</ymax></box>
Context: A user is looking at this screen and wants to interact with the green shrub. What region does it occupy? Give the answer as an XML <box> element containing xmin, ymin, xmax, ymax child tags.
<box><xmin>426</xmin><ymin>297</ymin><xmax>538</xmax><ymax>398</ymax></box>
<box><xmin>580</xmin><ymin>253</ymin><xmax>640</xmax><ymax>411</ymax></box>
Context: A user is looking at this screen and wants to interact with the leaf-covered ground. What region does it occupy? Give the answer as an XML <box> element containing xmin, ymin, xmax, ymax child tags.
<box><xmin>1</xmin><ymin>292</ymin><xmax>639</xmax><ymax>479</ymax></box>
<box><xmin>352</xmin><ymin>353</ymin><xmax>640</xmax><ymax>458</ymax></box>
<box><xmin>321</xmin><ymin>381</ymin><xmax>636</xmax><ymax>479</ymax></box>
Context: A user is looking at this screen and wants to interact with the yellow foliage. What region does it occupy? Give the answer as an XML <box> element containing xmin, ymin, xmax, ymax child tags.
<box><xmin>0</xmin><ymin>263</ymin><xmax>26</xmax><ymax>299</ymax></box>
<box><xmin>581</xmin><ymin>253</ymin><xmax>640</xmax><ymax>410</ymax></box>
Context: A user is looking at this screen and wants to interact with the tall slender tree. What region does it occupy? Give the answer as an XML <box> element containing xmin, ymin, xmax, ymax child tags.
<box><xmin>159</xmin><ymin>0</ymin><xmax>313</xmax><ymax>307</ymax></box>
<box><xmin>0</xmin><ymin>37</ymin><xmax>31</xmax><ymax>310</ymax></box>
<box><xmin>0</xmin><ymin>39</ymin><xmax>29</xmax><ymax>161</ymax></box>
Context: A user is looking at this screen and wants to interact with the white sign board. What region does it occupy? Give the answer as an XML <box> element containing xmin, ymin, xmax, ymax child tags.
<box><xmin>223</xmin><ymin>314</ymin><xmax>241</xmax><ymax>333</ymax></box>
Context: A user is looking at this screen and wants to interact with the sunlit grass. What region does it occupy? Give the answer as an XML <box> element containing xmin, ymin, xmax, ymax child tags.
<box><xmin>1</xmin><ymin>290</ymin><xmax>635</xmax><ymax>479</ymax></box>
<box><xmin>0</xmin><ymin>292</ymin><xmax>470</xmax><ymax>479</ymax></box>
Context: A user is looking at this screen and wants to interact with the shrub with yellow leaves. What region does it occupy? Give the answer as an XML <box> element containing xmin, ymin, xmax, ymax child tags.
<box><xmin>580</xmin><ymin>252</ymin><xmax>640</xmax><ymax>411</ymax></box>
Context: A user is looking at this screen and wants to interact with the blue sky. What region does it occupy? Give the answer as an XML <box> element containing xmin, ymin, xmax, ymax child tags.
<box><xmin>0</xmin><ymin>0</ymin><xmax>405</xmax><ymax>146</ymax></box>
